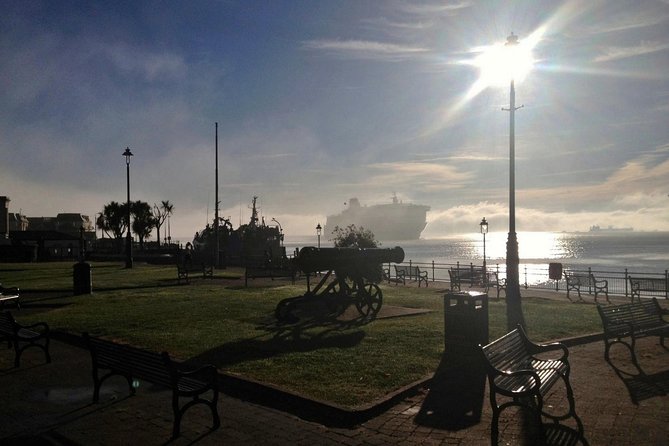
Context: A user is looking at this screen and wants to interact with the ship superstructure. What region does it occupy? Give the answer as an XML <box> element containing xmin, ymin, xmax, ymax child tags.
<box><xmin>324</xmin><ymin>195</ymin><xmax>429</xmax><ymax>241</ymax></box>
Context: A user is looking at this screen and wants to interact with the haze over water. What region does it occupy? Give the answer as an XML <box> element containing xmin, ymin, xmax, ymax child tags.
<box><xmin>285</xmin><ymin>231</ymin><xmax>669</xmax><ymax>275</ymax></box>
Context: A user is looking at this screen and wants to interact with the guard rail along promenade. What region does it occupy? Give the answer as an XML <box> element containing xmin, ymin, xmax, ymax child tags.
<box><xmin>380</xmin><ymin>259</ymin><xmax>668</xmax><ymax>301</ymax></box>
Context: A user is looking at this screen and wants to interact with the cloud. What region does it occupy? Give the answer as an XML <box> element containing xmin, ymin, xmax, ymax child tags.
<box><xmin>368</xmin><ymin>161</ymin><xmax>473</xmax><ymax>190</ymax></box>
<box><xmin>583</xmin><ymin>8</ymin><xmax>669</xmax><ymax>35</ymax></box>
<box><xmin>302</xmin><ymin>39</ymin><xmax>429</xmax><ymax>61</ymax></box>
<box><xmin>521</xmin><ymin>152</ymin><xmax>669</xmax><ymax>213</ymax></box>
<box><xmin>594</xmin><ymin>40</ymin><xmax>669</xmax><ymax>62</ymax></box>
<box><xmin>361</xmin><ymin>17</ymin><xmax>434</xmax><ymax>31</ymax></box>
<box><xmin>104</xmin><ymin>43</ymin><xmax>188</xmax><ymax>81</ymax></box>
<box><xmin>395</xmin><ymin>1</ymin><xmax>473</xmax><ymax>16</ymax></box>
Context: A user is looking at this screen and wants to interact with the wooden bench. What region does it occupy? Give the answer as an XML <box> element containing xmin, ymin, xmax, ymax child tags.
<box><xmin>628</xmin><ymin>276</ymin><xmax>668</xmax><ymax>302</ymax></box>
<box><xmin>0</xmin><ymin>311</ymin><xmax>51</xmax><ymax>367</ymax></box>
<box><xmin>479</xmin><ymin>326</ymin><xmax>578</xmax><ymax>445</ymax></box>
<box><xmin>563</xmin><ymin>271</ymin><xmax>610</xmax><ymax>303</ymax></box>
<box><xmin>392</xmin><ymin>265</ymin><xmax>428</xmax><ymax>287</ymax></box>
<box><xmin>244</xmin><ymin>257</ymin><xmax>296</xmax><ymax>287</ymax></box>
<box><xmin>177</xmin><ymin>263</ymin><xmax>214</xmax><ymax>284</ymax></box>
<box><xmin>597</xmin><ymin>298</ymin><xmax>668</xmax><ymax>364</ymax></box>
<box><xmin>486</xmin><ymin>271</ymin><xmax>507</xmax><ymax>299</ymax></box>
<box><xmin>449</xmin><ymin>266</ymin><xmax>486</xmax><ymax>291</ymax></box>
<box><xmin>84</xmin><ymin>333</ymin><xmax>220</xmax><ymax>438</ymax></box>
<box><xmin>0</xmin><ymin>284</ymin><xmax>20</xmax><ymax>309</ymax></box>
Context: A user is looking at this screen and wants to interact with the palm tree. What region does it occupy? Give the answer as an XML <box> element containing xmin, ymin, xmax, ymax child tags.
<box><xmin>154</xmin><ymin>200</ymin><xmax>174</xmax><ymax>247</ymax></box>
<box><xmin>98</xmin><ymin>201</ymin><xmax>126</xmax><ymax>253</ymax></box>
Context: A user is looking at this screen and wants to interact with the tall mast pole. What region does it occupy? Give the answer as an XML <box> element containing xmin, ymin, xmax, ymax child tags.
<box><xmin>215</xmin><ymin>122</ymin><xmax>220</xmax><ymax>268</ymax></box>
<box><xmin>502</xmin><ymin>32</ymin><xmax>525</xmax><ymax>330</ymax></box>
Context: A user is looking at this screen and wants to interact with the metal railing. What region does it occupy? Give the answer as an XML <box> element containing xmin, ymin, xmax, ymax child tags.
<box><xmin>386</xmin><ymin>260</ymin><xmax>669</xmax><ymax>300</ymax></box>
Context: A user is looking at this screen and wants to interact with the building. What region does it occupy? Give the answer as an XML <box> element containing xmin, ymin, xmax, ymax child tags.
<box><xmin>0</xmin><ymin>195</ymin><xmax>95</xmax><ymax>261</ymax></box>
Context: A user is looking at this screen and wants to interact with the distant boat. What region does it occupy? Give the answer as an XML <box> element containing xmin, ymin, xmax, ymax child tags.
<box><xmin>589</xmin><ymin>225</ymin><xmax>634</xmax><ymax>233</ymax></box>
<box><xmin>324</xmin><ymin>195</ymin><xmax>430</xmax><ymax>241</ymax></box>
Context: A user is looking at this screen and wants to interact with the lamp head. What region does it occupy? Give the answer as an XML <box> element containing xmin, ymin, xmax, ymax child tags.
<box><xmin>505</xmin><ymin>32</ymin><xmax>519</xmax><ymax>46</ymax></box>
<box><xmin>480</xmin><ymin>217</ymin><xmax>489</xmax><ymax>234</ymax></box>
<box><xmin>123</xmin><ymin>147</ymin><xmax>134</xmax><ymax>165</ymax></box>
<box><xmin>316</xmin><ymin>223</ymin><xmax>322</xmax><ymax>235</ymax></box>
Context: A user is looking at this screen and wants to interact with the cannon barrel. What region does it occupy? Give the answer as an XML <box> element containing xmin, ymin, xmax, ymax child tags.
<box><xmin>294</xmin><ymin>246</ymin><xmax>405</xmax><ymax>274</ymax></box>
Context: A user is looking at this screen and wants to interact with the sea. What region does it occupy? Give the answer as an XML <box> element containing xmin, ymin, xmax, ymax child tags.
<box><xmin>284</xmin><ymin>231</ymin><xmax>669</xmax><ymax>279</ymax></box>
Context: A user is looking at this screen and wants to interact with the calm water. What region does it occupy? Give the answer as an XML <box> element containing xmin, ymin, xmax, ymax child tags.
<box><xmin>284</xmin><ymin>231</ymin><xmax>669</xmax><ymax>275</ymax></box>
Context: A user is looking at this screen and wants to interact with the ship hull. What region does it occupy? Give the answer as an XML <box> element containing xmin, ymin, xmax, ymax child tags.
<box><xmin>325</xmin><ymin>199</ymin><xmax>429</xmax><ymax>241</ymax></box>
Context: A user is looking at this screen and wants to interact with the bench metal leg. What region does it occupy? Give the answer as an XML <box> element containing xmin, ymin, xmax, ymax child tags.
<box><xmin>171</xmin><ymin>390</ymin><xmax>220</xmax><ymax>439</ymax></box>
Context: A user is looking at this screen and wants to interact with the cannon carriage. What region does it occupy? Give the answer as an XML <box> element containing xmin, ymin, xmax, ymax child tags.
<box><xmin>275</xmin><ymin>246</ymin><xmax>404</xmax><ymax>322</ymax></box>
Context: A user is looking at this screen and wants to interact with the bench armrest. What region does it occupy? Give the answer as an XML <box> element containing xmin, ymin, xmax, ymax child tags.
<box><xmin>17</xmin><ymin>321</ymin><xmax>50</xmax><ymax>334</ymax></box>
<box><xmin>175</xmin><ymin>363</ymin><xmax>218</xmax><ymax>385</ymax></box>
<box><xmin>519</xmin><ymin>332</ymin><xmax>569</xmax><ymax>361</ymax></box>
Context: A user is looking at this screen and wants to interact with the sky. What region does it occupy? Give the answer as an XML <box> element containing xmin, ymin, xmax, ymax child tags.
<box><xmin>2</xmin><ymin>0</ymin><xmax>668</xmax><ymax>242</ymax></box>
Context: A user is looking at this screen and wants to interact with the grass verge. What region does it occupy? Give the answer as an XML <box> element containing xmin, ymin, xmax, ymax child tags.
<box><xmin>1</xmin><ymin>261</ymin><xmax>602</xmax><ymax>407</ymax></box>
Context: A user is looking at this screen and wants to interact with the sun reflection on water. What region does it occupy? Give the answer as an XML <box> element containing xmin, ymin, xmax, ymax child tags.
<box><xmin>470</xmin><ymin>231</ymin><xmax>572</xmax><ymax>261</ymax></box>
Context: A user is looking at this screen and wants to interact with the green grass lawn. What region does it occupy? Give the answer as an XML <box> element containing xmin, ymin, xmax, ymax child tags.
<box><xmin>0</xmin><ymin>261</ymin><xmax>602</xmax><ymax>407</ymax></box>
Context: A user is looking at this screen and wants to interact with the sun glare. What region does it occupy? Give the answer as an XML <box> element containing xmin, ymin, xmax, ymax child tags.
<box><xmin>464</xmin><ymin>32</ymin><xmax>538</xmax><ymax>101</ymax></box>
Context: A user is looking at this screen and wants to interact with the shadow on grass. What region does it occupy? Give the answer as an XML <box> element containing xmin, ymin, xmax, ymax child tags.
<box><xmin>188</xmin><ymin>306</ymin><xmax>369</xmax><ymax>368</ymax></box>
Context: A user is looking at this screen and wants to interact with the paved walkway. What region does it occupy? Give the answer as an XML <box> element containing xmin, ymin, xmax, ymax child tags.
<box><xmin>1</xmin><ymin>327</ymin><xmax>667</xmax><ymax>445</ymax></box>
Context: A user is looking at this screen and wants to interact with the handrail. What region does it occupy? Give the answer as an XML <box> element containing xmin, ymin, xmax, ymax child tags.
<box><xmin>385</xmin><ymin>260</ymin><xmax>668</xmax><ymax>299</ymax></box>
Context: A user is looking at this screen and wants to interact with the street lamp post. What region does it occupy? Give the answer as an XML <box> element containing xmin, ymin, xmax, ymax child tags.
<box><xmin>123</xmin><ymin>147</ymin><xmax>134</xmax><ymax>269</ymax></box>
<box><xmin>316</xmin><ymin>223</ymin><xmax>322</xmax><ymax>249</ymax></box>
<box><xmin>502</xmin><ymin>33</ymin><xmax>525</xmax><ymax>329</ymax></box>
<box><xmin>480</xmin><ymin>217</ymin><xmax>488</xmax><ymax>271</ymax></box>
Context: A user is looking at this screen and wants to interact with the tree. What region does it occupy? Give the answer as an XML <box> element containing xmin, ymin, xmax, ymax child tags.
<box><xmin>153</xmin><ymin>200</ymin><xmax>174</xmax><ymax>247</ymax></box>
<box><xmin>97</xmin><ymin>200</ymin><xmax>157</xmax><ymax>252</ymax></box>
<box><xmin>330</xmin><ymin>224</ymin><xmax>379</xmax><ymax>248</ymax></box>
<box><xmin>97</xmin><ymin>201</ymin><xmax>126</xmax><ymax>253</ymax></box>
<box><xmin>130</xmin><ymin>200</ymin><xmax>155</xmax><ymax>250</ymax></box>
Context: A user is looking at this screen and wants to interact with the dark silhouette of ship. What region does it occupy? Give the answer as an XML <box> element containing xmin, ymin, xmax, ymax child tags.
<box><xmin>325</xmin><ymin>195</ymin><xmax>430</xmax><ymax>241</ymax></box>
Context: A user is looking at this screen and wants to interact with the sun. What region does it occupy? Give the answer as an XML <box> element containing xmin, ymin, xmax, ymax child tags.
<box><xmin>464</xmin><ymin>32</ymin><xmax>537</xmax><ymax>100</ymax></box>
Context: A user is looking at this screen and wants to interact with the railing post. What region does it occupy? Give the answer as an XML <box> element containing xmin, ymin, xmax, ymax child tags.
<box><xmin>624</xmin><ymin>268</ymin><xmax>628</xmax><ymax>299</ymax></box>
<box><xmin>432</xmin><ymin>260</ymin><xmax>435</xmax><ymax>283</ymax></box>
<box><xmin>588</xmin><ymin>267</ymin><xmax>592</xmax><ymax>295</ymax></box>
<box><xmin>523</xmin><ymin>264</ymin><xmax>528</xmax><ymax>289</ymax></box>
<box><xmin>665</xmin><ymin>270</ymin><xmax>668</xmax><ymax>299</ymax></box>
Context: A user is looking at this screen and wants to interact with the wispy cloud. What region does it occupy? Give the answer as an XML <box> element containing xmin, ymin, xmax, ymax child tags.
<box><xmin>395</xmin><ymin>1</ymin><xmax>472</xmax><ymax>16</ymax></box>
<box><xmin>368</xmin><ymin>161</ymin><xmax>473</xmax><ymax>190</ymax></box>
<box><xmin>302</xmin><ymin>39</ymin><xmax>429</xmax><ymax>61</ymax></box>
<box><xmin>361</xmin><ymin>17</ymin><xmax>433</xmax><ymax>31</ymax></box>
<box><xmin>584</xmin><ymin>9</ymin><xmax>669</xmax><ymax>35</ymax></box>
<box><xmin>595</xmin><ymin>40</ymin><xmax>669</xmax><ymax>62</ymax></box>
<box><xmin>104</xmin><ymin>43</ymin><xmax>187</xmax><ymax>81</ymax></box>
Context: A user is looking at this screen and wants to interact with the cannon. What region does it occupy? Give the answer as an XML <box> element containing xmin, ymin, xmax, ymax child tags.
<box><xmin>275</xmin><ymin>246</ymin><xmax>404</xmax><ymax>322</ymax></box>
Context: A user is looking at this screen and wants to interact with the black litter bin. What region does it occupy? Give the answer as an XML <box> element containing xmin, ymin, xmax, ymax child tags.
<box><xmin>73</xmin><ymin>261</ymin><xmax>92</xmax><ymax>295</ymax></box>
<box><xmin>444</xmin><ymin>291</ymin><xmax>488</xmax><ymax>354</ymax></box>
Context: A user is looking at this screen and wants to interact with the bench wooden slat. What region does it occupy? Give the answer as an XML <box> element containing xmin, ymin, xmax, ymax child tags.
<box><xmin>392</xmin><ymin>265</ymin><xmax>428</xmax><ymax>287</ymax></box>
<box><xmin>0</xmin><ymin>285</ymin><xmax>20</xmax><ymax>309</ymax></box>
<box><xmin>480</xmin><ymin>326</ymin><xmax>577</xmax><ymax>444</ymax></box>
<box><xmin>563</xmin><ymin>271</ymin><xmax>609</xmax><ymax>303</ymax></box>
<box><xmin>629</xmin><ymin>276</ymin><xmax>668</xmax><ymax>302</ymax></box>
<box><xmin>597</xmin><ymin>298</ymin><xmax>668</xmax><ymax>363</ymax></box>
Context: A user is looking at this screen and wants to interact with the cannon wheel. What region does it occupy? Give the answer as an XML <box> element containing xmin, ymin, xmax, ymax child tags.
<box><xmin>355</xmin><ymin>283</ymin><xmax>382</xmax><ymax>319</ymax></box>
<box><xmin>326</xmin><ymin>277</ymin><xmax>355</xmax><ymax>317</ymax></box>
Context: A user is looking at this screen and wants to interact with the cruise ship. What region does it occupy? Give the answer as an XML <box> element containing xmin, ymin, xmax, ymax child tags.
<box><xmin>324</xmin><ymin>195</ymin><xmax>430</xmax><ymax>241</ymax></box>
